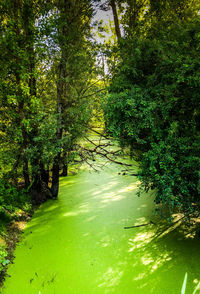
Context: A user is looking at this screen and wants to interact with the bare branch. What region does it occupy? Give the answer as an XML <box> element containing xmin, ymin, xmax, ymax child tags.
<box><xmin>87</xmin><ymin>127</ymin><xmax>110</xmax><ymax>140</ymax></box>
<box><xmin>80</xmin><ymin>88</ymin><xmax>106</xmax><ymax>99</ymax></box>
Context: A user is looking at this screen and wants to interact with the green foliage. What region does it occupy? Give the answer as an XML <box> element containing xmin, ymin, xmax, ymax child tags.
<box><xmin>0</xmin><ymin>245</ymin><xmax>9</xmax><ymax>272</ymax></box>
<box><xmin>0</xmin><ymin>0</ymin><xmax>97</xmax><ymax>199</ymax></box>
<box><xmin>0</xmin><ymin>180</ymin><xmax>30</xmax><ymax>213</ymax></box>
<box><xmin>104</xmin><ymin>18</ymin><xmax>200</xmax><ymax>216</ymax></box>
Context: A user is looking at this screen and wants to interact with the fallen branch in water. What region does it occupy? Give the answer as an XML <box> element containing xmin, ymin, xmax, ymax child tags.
<box><xmin>84</xmin><ymin>136</ymin><xmax>121</xmax><ymax>155</ymax></box>
<box><xmin>82</xmin><ymin>146</ymin><xmax>132</xmax><ymax>167</ymax></box>
<box><xmin>120</xmin><ymin>173</ymin><xmax>139</xmax><ymax>176</ymax></box>
<box><xmin>87</xmin><ymin>127</ymin><xmax>110</xmax><ymax>140</ymax></box>
<box><xmin>124</xmin><ymin>221</ymin><xmax>155</xmax><ymax>229</ymax></box>
<box><xmin>72</xmin><ymin>132</ymin><xmax>134</xmax><ymax>170</ymax></box>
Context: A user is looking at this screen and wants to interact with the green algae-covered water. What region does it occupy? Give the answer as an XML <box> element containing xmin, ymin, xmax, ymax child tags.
<box><xmin>1</xmin><ymin>163</ymin><xmax>200</xmax><ymax>294</ymax></box>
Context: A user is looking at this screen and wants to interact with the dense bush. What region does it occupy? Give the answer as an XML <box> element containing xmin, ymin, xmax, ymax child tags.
<box><xmin>103</xmin><ymin>18</ymin><xmax>200</xmax><ymax>217</ymax></box>
<box><xmin>0</xmin><ymin>180</ymin><xmax>30</xmax><ymax>214</ymax></box>
<box><xmin>0</xmin><ymin>245</ymin><xmax>9</xmax><ymax>274</ymax></box>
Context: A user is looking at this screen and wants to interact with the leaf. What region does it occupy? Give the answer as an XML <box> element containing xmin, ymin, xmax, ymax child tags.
<box><xmin>2</xmin><ymin>259</ymin><xmax>10</xmax><ymax>266</ymax></box>
<box><xmin>181</xmin><ymin>273</ymin><xmax>187</xmax><ymax>294</ymax></box>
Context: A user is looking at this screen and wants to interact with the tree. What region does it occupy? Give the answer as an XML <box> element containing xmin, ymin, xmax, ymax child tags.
<box><xmin>103</xmin><ymin>1</ymin><xmax>200</xmax><ymax>218</ymax></box>
<box><xmin>0</xmin><ymin>0</ymin><xmax>37</xmax><ymax>187</ymax></box>
<box><xmin>0</xmin><ymin>0</ymin><xmax>100</xmax><ymax>203</ymax></box>
<box><xmin>43</xmin><ymin>0</ymin><xmax>96</xmax><ymax>198</ymax></box>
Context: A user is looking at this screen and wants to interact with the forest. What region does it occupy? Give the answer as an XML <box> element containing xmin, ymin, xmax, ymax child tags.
<box><xmin>0</xmin><ymin>0</ymin><xmax>200</xmax><ymax>293</ymax></box>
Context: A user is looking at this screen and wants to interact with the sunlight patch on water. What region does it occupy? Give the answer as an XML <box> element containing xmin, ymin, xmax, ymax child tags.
<box><xmin>135</xmin><ymin>217</ymin><xmax>147</xmax><ymax>225</ymax></box>
<box><xmin>63</xmin><ymin>211</ymin><xmax>80</xmax><ymax>217</ymax></box>
<box><xmin>118</xmin><ymin>182</ymin><xmax>140</xmax><ymax>193</ymax></box>
<box><xmin>86</xmin><ymin>216</ymin><xmax>96</xmax><ymax>222</ymax></box>
<box><xmin>101</xmin><ymin>192</ymin><xmax>125</xmax><ymax>203</ymax></box>
<box><xmin>63</xmin><ymin>203</ymin><xmax>90</xmax><ymax>217</ymax></box>
<box><xmin>128</xmin><ymin>231</ymin><xmax>155</xmax><ymax>252</ymax></box>
<box><xmin>150</xmin><ymin>252</ymin><xmax>172</xmax><ymax>273</ymax></box>
<box><xmin>44</xmin><ymin>205</ymin><xmax>59</xmax><ymax>212</ymax></box>
<box><xmin>99</xmin><ymin>235</ymin><xmax>111</xmax><ymax>248</ymax></box>
<box><xmin>92</xmin><ymin>180</ymin><xmax>119</xmax><ymax>197</ymax></box>
<box><xmin>141</xmin><ymin>254</ymin><xmax>154</xmax><ymax>265</ymax></box>
<box><xmin>134</xmin><ymin>273</ymin><xmax>146</xmax><ymax>281</ymax></box>
<box><xmin>98</xmin><ymin>267</ymin><xmax>123</xmax><ymax>288</ymax></box>
<box><xmin>59</xmin><ymin>179</ymin><xmax>75</xmax><ymax>187</ymax></box>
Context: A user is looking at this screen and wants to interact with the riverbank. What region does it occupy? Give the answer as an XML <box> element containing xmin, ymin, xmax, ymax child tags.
<box><xmin>0</xmin><ymin>207</ymin><xmax>33</xmax><ymax>286</ymax></box>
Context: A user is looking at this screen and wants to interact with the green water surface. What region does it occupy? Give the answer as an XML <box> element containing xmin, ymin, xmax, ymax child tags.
<box><xmin>1</xmin><ymin>164</ymin><xmax>200</xmax><ymax>294</ymax></box>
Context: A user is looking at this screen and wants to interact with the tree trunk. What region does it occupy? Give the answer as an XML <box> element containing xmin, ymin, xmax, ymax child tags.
<box><xmin>51</xmin><ymin>154</ymin><xmax>60</xmax><ymax>198</ymax></box>
<box><xmin>31</xmin><ymin>174</ymin><xmax>42</xmax><ymax>204</ymax></box>
<box><xmin>51</xmin><ymin>66</ymin><xmax>63</xmax><ymax>197</ymax></box>
<box><xmin>9</xmin><ymin>148</ymin><xmax>22</xmax><ymax>185</ymax></box>
<box><xmin>62</xmin><ymin>163</ymin><xmax>68</xmax><ymax>176</ymax></box>
<box><xmin>23</xmin><ymin>153</ymin><xmax>30</xmax><ymax>188</ymax></box>
<box><xmin>110</xmin><ymin>0</ymin><xmax>121</xmax><ymax>40</ymax></box>
<box><xmin>31</xmin><ymin>164</ymin><xmax>52</xmax><ymax>204</ymax></box>
<box><xmin>40</xmin><ymin>162</ymin><xmax>49</xmax><ymax>185</ymax></box>
<box><xmin>128</xmin><ymin>0</ymin><xmax>137</xmax><ymax>32</ymax></box>
<box><xmin>51</xmin><ymin>1</ymin><xmax>69</xmax><ymax>198</ymax></box>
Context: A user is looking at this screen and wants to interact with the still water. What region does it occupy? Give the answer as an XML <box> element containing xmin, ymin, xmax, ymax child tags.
<box><xmin>1</xmin><ymin>163</ymin><xmax>200</xmax><ymax>293</ymax></box>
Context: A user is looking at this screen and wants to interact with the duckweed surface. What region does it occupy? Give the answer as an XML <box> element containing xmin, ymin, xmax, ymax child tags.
<box><xmin>1</xmin><ymin>163</ymin><xmax>200</xmax><ymax>294</ymax></box>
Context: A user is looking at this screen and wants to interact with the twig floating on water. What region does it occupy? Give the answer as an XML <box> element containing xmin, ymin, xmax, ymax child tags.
<box><xmin>124</xmin><ymin>221</ymin><xmax>155</xmax><ymax>229</ymax></box>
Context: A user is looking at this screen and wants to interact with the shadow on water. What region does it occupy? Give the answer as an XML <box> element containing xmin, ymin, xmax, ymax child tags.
<box><xmin>1</xmin><ymin>164</ymin><xmax>200</xmax><ymax>294</ymax></box>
